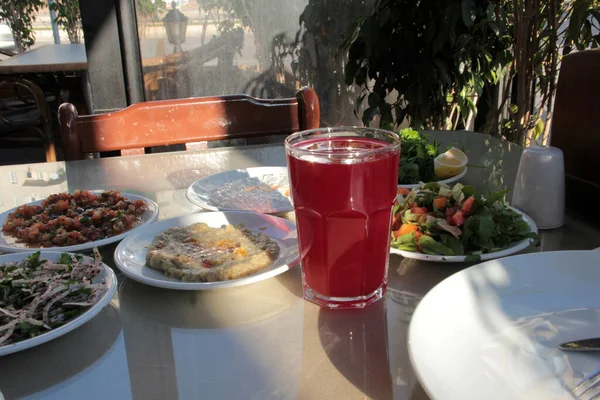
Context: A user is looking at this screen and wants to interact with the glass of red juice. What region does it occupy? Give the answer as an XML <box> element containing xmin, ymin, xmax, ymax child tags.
<box><xmin>285</xmin><ymin>127</ymin><xmax>400</xmax><ymax>309</ymax></box>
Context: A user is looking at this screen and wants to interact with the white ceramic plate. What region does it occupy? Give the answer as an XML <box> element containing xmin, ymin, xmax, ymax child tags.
<box><xmin>390</xmin><ymin>207</ymin><xmax>537</xmax><ymax>262</ymax></box>
<box><xmin>114</xmin><ymin>211</ymin><xmax>299</xmax><ymax>290</ymax></box>
<box><xmin>409</xmin><ymin>250</ymin><xmax>600</xmax><ymax>400</ymax></box>
<box><xmin>0</xmin><ymin>192</ymin><xmax>159</xmax><ymax>253</ymax></box>
<box><xmin>397</xmin><ymin>167</ymin><xmax>467</xmax><ymax>189</ymax></box>
<box><xmin>0</xmin><ymin>251</ymin><xmax>117</xmax><ymax>357</ymax></box>
<box><xmin>186</xmin><ymin>167</ymin><xmax>293</xmax><ymax>214</ymax></box>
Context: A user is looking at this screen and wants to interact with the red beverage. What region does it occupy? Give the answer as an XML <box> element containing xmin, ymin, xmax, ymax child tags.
<box><xmin>286</xmin><ymin>130</ymin><xmax>400</xmax><ymax>308</ymax></box>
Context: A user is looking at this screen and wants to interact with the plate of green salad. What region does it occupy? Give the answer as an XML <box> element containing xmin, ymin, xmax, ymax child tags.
<box><xmin>397</xmin><ymin>128</ymin><xmax>468</xmax><ymax>188</ymax></box>
<box><xmin>390</xmin><ymin>182</ymin><xmax>538</xmax><ymax>262</ymax></box>
<box><xmin>0</xmin><ymin>250</ymin><xmax>116</xmax><ymax>356</ymax></box>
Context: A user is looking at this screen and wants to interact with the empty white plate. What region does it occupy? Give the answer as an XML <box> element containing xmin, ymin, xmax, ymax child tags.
<box><xmin>409</xmin><ymin>250</ymin><xmax>600</xmax><ymax>400</ymax></box>
<box><xmin>186</xmin><ymin>167</ymin><xmax>293</xmax><ymax>214</ymax></box>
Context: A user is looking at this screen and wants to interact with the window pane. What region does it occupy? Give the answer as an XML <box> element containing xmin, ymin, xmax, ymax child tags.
<box><xmin>135</xmin><ymin>0</ymin><xmax>372</xmax><ymax>126</ymax></box>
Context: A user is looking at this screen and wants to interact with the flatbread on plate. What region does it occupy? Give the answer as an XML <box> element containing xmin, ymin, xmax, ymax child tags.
<box><xmin>146</xmin><ymin>222</ymin><xmax>280</xmax><ymax>282</ymax></box>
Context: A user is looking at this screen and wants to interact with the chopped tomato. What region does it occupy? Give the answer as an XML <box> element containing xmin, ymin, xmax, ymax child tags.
<box><xmin>410</xmin><ymin>202</ymin><xmax>419</xmax><ymax>208</ymax></box>
<box><xmin>52</xmin><ymin>200</ymin><xmax>69</xmax><ymax>213</ymax></box>
<box><xmin>411</xmin><ymin>207</ymin><xmax>428</xmax><ymax>215</ymax></box>
<box><xmin>446</xmin><ymin>207</ymin><xmax>457</xmax><ymax>217</ymax></box>
<box><xmin>451</xmin><ymin>210</ymin><xmax>465</xmax><ymax>227</ymax></box>
<box><xmin>462</xmin><ymin>196</ymin><xmax>475</xmax><ymax>214</ymax></box>
<box><xmin>433</xmin><ymin>197</ymin><xmax>447</xmax><ymax>210</ymax></box>
<box><xmin>2</xmin><ymin>190</ymin><xmax>147</xmax><ymax>247</ymax></box>
<box><xmin>20</xmin><ymin>206</ymin><xmax>35</xmax><ymax>218</ymax></box>
<box><xmin>397</xmin><ymin>188</ymin><xmax>410</xmax><ymax>196</ymax></box>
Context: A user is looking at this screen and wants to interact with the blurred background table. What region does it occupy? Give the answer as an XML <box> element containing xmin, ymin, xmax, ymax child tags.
<box><xmin>0</xmin><ymin>44</ymin><xmax>86</xmax><ymax>74</ymax></box>
<box><xmin>0</xmin><ymin>131</ymin><xmax>598</xmax><ymax>400</ymax></box>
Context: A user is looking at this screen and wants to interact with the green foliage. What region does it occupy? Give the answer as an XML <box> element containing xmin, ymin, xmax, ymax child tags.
<box><xmin>292</xmin><ymin>0</ymin><xmax>373</xmax><ymax>125</ymax></box>
<box><xmin>196</xmin><ymin>0</ymin><xmax>248</xmax><ymax>50</ymax></box>
<box><xmin>564</xmin><ymin>0</ymin><xmax>600</xmax><ymax>54</ymax></box>
<box><xmin>486</xmin><ymin>0</ymin><xmax>600</xmax><ymax>145</ymax></box>
<box><xmin>137</xmin><ymin>0</ymin><xmax>166</xmax><ymax>22</ymax></box>
<box><xmin>343</xmin><ymin>0</ymin><xmax>599</xmax><ymax>145</ymax></box>
<box><xmin>396</xmin><ymin>128</ymin><xmax>441</xmax><ymax>184</ymax></box>
<box><xmin>0</xmin><ymin>0</ymin><xmax>44</xmax><ymax>53</ymax></box>
<box><xmin>343</xmin><ymin>0</ymin><xmax>511</xmax><ymax>130</ymax></box>
<box><xmin>49</xmin><ymin>0</ymin><xmax>81</xmax><ymax>44</ymax></box>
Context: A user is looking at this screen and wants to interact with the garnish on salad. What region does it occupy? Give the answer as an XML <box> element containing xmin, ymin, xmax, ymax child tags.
<box><xmin>398</xmin><ymin>128</ymin><xmax>441</xmax><ymax>184</ymax></box>
<box><xmin>391</xmin><ymin>182</ymin><xmax>538</xmax><ymax>260</ymax></box>
<box><xmin>397</xmin><ymin>128</ymin><xmax>467</xmax><ymax>184</ymax></box>
<box><xmin>0</xmin><ymin>251</ymin><xmax>107</xmax><ymax>346</ymax></box>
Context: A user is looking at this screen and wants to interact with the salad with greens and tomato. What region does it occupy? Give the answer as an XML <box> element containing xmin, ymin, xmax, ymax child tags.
<box><xmin>390</xmin><ymin>182</ymin><xmax>538</xmax><ymax>261</ymax></box>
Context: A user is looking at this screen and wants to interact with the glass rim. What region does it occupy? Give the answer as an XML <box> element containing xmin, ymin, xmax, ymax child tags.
<box><xmin>285</xmin><ymin>126</ymin><xmax>400</xmax><ymax>157</ymax></box>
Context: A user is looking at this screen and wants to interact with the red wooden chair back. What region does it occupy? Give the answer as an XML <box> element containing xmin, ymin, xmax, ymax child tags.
<box><xmin>58</xmin><ymin>87</ymin><xmax>320</xmax><ymax>160</ymax></box>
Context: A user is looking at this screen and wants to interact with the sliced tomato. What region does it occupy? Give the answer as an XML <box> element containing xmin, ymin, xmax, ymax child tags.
<box><xmin>445</xmin><ymin>206</ymin><xmax>457</xmax><ymax>217</ymax></box>
<box><xmin>411</xmin><ymin>207</ymin><xmax>428</xmax><ymax>215</ymax></box>
<box><xmin>451</xmin><ymin>210</ymin><xmax>465</xmax><ymax>227</ymax></box>
<box><xmin>397</xmin><ymin>187</ymin><xmax>410</xmax><ymax>195</ymax></box>
<box><xmin>462</xmin><ymin>196</ymin><xmax>475</xmax><ymax>214</ymax></box>
<box><xmin>433</xmin><ymin>196</ymin><xmax>447</xmax><ymax>210</ymax></box>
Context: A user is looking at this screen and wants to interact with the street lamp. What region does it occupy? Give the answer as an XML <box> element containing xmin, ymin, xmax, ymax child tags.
<box><xmin>162</xmin><ymin>1</ymin><xmax>189</xmax><ymax>53</ymax></box>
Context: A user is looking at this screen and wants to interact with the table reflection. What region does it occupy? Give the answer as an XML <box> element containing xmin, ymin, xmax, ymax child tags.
<box><xmin>117</xmin><ymin>268</ymin><xmax>304</xmax><ymax>399</ymax></box>
<box><xmin>0</xmin><ymin>304</ymin><xmax>124</xmax><ymax>399</ymax></box>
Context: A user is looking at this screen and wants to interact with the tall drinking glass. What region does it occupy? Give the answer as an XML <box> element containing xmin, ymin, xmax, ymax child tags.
<box><xmin>285</xmin><ymin>127</ymin><xmax>400</xmax><ymax>309</ymax></box>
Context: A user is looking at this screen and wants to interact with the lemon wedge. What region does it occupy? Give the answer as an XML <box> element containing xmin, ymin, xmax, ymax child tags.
<box><xmin>434</xmin><ymin>147</ymin><xmax>468</xmax><ymax>179</ymax></box>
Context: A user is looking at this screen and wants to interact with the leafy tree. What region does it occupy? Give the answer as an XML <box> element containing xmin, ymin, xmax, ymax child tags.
<box><xmin>343</xmin><ymin>0</ymin><xmax>510</xmax><ymax>130</ymax></box>
<box><xmin>49</xmin><ymin>0</ymin><xmax>82</xmax><ymax>44</ymax></box>
<box><xmin>487</xmin><ymin>0</ymin><xmax>600</xmax><ymax>145</ymax></box>
<box><xmin>137</xmin><ymin>0</ymin><xmax>166</xmax><ymax>22</ymax></box>
<box><xmin>343</xmin><ymin>0</ymin><xmax>600</xmax><ymax>145</ymax></box>
<box><xmin>293</xmin><ymin>0</ymin><xmax>374</xmax><ymax>125</ymax></box>
<box><xmin>0</xmin><ymin>0</ymin><xmax>44</xmax><ymax>53</ymax></box>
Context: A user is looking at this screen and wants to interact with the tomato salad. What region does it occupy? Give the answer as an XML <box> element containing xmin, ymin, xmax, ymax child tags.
<box><xmin>2</xmin><ymin>190</ymin><xmax>147</xmax><ymax>247</ymax></box>
<box><xmin>391</xmin><ymin>182</ymin><xmax>537</xmax><ymax>260</ymax></box>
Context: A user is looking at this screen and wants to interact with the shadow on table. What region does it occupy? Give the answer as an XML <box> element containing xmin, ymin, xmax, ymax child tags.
<box><xmin>317</xmin><ymin>299</ymin><xmax>393</xmax><ymax>400</ymax></box>
<box><xmin>118</xmin><ymin>272</ymin><xmax>299</xmax><ymax>329</ymax></box>
<box><xmin>274</xmin><ymin>265</ymin><xmax>303</xmax><ymax>298</ymax></box>
<box><xmin>0</xmin><ymin>304</ymin><xmax>122</xmax><ymax>399</ymax></box>
<box><xmin>410</xmin><ymin>383</ymin><xmax>432</xmax><ymax>399</ymax></box>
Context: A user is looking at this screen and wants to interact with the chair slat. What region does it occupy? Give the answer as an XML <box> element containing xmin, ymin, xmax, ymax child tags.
<box><xmin>59</xmin><ymin>87</ymin><xmax>319</xmax><ymax>160</ymax></box>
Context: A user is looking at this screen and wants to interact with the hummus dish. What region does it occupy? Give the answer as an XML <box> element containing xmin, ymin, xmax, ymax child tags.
<box><xmin>146</xmin><ymin>223</ymin><xmax>280</xmax><ymax>282</ymax></box>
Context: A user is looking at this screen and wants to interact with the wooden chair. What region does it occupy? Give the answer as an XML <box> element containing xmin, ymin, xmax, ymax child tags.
<box><xmin>550</xmin><ymin>49</ymin><xmax>600</xmax><ymax>217</ymax></box>
<box><xmin>58</xmin><ymin>87</ymin><xmax>320</xmax><ymax>161</ymax></box>
<box><xmin>0</xmin><ymin>76</ymin><xmax>56</xmax><ymax>162</ymax></box>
